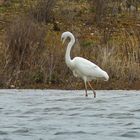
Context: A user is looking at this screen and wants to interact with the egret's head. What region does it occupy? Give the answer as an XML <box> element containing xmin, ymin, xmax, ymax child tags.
<box><xmin>61</xmin><ymin>31</ymin><xmax>74</xmax><ymax>44</ymax></box>
<box><xmin>61</xmin><ymin>33</ymin><xmax>66</xmax><ymax>44</ymax></box>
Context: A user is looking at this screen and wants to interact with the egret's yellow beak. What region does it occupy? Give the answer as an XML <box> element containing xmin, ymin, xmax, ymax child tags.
<box><xmin>62</xmin><ymin>39</ymin><xmax>64</xmax><ymax>45</ymax></box>
<box><xmin>61</xmin><ymin>37</ymin><xmax>65</xmax><ymax>45</ymax></box>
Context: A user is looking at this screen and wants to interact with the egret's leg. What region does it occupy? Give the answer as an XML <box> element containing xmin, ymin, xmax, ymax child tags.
<box><xmin>84</xmin><ymin>81</ymin><xmax>88</xmax><ymax>97</ymax></box>
<box><xmin>88</xmin><ymin>82</ymin><xmax>96</xmax><ymax>98</ymax></box>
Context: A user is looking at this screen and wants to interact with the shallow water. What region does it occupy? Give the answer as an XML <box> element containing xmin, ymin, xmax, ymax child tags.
<box><xmin>0</xmin><ymin>90</ymin><xmax>140</xmax><ymax>140</ymax></box>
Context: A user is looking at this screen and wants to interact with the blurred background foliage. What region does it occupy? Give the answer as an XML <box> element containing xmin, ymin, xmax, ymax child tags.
<box><xmin>0</xmin><ymin>0</ymin><xmax>140</xmax><ymax>89</ymax></box>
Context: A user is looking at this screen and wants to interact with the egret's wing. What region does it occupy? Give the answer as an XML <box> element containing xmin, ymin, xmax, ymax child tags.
<box><xmin>72</xmin><ymin>57</ymin><xmax>103</xmax><ymax>77</ymax></box>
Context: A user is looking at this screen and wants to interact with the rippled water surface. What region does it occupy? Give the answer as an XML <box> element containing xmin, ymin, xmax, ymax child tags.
<box><xmin>0</xmin><ymin>90</ymin><xmax>140</xmax><ymax>140</ymax></box>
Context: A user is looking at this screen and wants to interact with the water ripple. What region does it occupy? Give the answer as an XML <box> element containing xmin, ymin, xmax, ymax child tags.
<box><xmin>120</xmin><ymin>131</ymin><xmax>140</xmax><ymax>138</ymax></box>
<box><xmin>12</xmin><ymin>128</ymin><xmax>30</xmax><ymax>134</ymax></box>
<box><xmin>0</xmin><ymin>130</ymin><xmax>8</xmax><ymax>135</ymax></box>
<box><xmin>54</xmin><ymin>131</ymin><xmax>88</xmax><ymax>135</ymax></box>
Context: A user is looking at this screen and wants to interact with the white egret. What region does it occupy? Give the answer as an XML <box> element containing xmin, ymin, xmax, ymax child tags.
<box><xmin>61</xmin><ymin>31</ymin><xmax>109</xmax><ymax>97</ymax></box>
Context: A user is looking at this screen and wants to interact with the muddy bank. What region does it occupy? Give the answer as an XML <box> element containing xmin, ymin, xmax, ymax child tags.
<box><xmin>4</xmin><ymin>80</ymin><xmax>139</xmax><ymax>90</ymax></box>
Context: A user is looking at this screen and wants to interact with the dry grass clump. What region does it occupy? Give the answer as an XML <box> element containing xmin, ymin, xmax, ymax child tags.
<box><xmin>28</xmin><ymin>0</ymin><xmax>56</xmax><ymax>24</ymax></box>
<box><xmin>79</xmin><ymin>26</ymin><xmax>140</xmax><ymax>85</ymax></box>
<box><xmin>4</xmin><ymin>16</ymin><xmax>46</xmax><ymax>87</ymax></box>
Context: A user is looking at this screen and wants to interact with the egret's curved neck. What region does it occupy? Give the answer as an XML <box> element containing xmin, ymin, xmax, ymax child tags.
<box><xmin>65</xmin><ymin>35</ymin><xmax>75</xmax><ymax>68</ymax></box>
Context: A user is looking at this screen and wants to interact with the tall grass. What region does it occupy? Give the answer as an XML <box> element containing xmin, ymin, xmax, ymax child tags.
<box><xmin>4</xmin><ymin>16</ymin><xmax>46</xmax><ymax>87</ymax></box>
<box><xmin>28</xmin><ymin>0</ymin><xmax>56</xmax><ymax>24</ymax></box>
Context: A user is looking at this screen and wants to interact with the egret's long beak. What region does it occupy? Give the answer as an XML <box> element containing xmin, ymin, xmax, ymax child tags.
<box><xmin>62</xmin><ymin>39</ymin><xmax>65</xmax><ymax>45</ymax></box>
<box><xmin>61</xmin><ymin>37</ymin><xmax>65</xmax><ymax>45</ymax></box>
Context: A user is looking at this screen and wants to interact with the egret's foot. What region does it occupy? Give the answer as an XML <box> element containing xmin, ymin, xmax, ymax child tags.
<box><xmin>85</xmin><ymin>94</ymin><xmax>88</xmax><ymax>97</ymax></box>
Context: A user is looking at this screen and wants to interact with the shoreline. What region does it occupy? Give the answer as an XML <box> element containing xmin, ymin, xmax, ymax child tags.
<box><xmin>1</xmin><ymin>80</ymin><xmax>139</xmax><ymax>90</ymax></box>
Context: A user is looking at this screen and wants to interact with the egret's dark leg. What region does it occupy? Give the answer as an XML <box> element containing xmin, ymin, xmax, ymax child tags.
<box><xmin>84</xmin><ymin>81</ymin><xmax>88</xmax><ymax>97</ymax></box>
<box><xmin>88</xmin><ymin>82</ymin><xmax>96</xmax><ymax>98</ymax></box>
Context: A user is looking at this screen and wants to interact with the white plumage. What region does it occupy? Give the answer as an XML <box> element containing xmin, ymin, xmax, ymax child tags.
<box><xmin>61</xmin><ymin>31</ymin><xmax>109</xmax><ymax>97</ymax></box>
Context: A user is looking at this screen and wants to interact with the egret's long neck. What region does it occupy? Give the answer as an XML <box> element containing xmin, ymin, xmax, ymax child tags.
<box><xmin>65</xmin><ymin>35</ymin><xmax>75</xmax><ymax>68</ymax></box>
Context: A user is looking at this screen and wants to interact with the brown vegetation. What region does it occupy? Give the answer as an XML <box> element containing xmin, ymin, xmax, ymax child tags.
<box><xmin>0</xmin><ymin>0</ymin><xmax>140</xmax><ymax>89</ymax></box>
<box><xmin>4</xmin><ymin>16</ymin><xmax>46</xmax><ymax>87</ymax></box>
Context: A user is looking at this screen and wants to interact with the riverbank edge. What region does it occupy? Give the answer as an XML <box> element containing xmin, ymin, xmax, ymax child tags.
<box><xmin>1</xmin><ymin>80</ymin><xmax>139</xmax><ymax>90</ymax></box>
